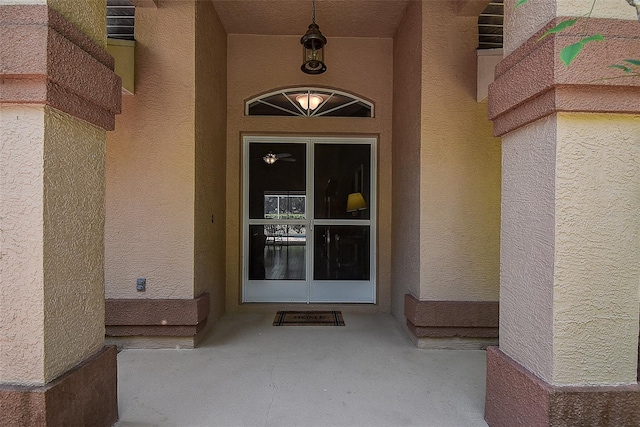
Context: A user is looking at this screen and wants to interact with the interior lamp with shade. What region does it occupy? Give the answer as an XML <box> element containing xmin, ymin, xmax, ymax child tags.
<box><xmin>296</xmin><ymin>93</ymin><xmax>323</xmax><ymax>111</ymax></box>
<box><xmin>346</xmin><ymin>192</ymin><xmax>367</xmax><ymax>214</ymax></box>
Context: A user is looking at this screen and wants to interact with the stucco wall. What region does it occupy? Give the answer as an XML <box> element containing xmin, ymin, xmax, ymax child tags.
<box><xmin>1</xmin><ymin>0</ymin><xmax>109</xmax><ymax>386</ymax></box>
<box><xmin>43</xmin><ymin>106</ymin><xmax>106</xmax><ymax>383</ymax></box>
<box><xmin>0</xmin><ymin>105</ymin><xmax>105</xmax><ymax>385</ymax></box>
<box><xmin>499</xmin><ymin>0</ymin><xmax>640</xmax><ymax>386</ymax></box>
<box><xmin>557</xmin><ymin>0</ymin><xmax>637</xmax><ymax>18</ymax></box>
<box><xmin>0</xmin><ymin>0</ymin><xmax>106</xmax><ymax>47</ymax></box>
<box><xmin>553</xmin><ymin>112</ymin><xmax>640</xmax><ymax>385</ymax></box>
<box><xmin>504</xmin><ymin>0</ymin><xmax>637</xmax><ymax>56</ymax></box>
<box><xmin>503</xmin><ymin>0</ymin><xmax>555</xmax><ymax>55</ymax></box>
<box><xmin>501</xmin><ymin>113</ymin><xmax>640</xmax><ymax>386</ymax></box>
<box><xmin>477</xmin><ymin>49</ymin><xmax>502</xmax><ymax>102</ymax></box>
<box><xmin>51</xmin><ymin>0</ymin><xmax>106</xmax><ymax>47</ymax></box>
<box><xmin>194</xmin><ymin>1</ymin><xmax>227</xmax><ymax>326</ymax></box>
<box><xmin>500</xmin><ymin>114</ymin><xmax>556</xmax><ymax>384</ymax></box>
<box><xmin>391</xmin><ymin>0</ymin><xmax>423</xmax><ymax>320</ymax></box>
<box><xmin>0</xmin><ymin>105</ymin><xmax>47</xmax><ymax>384</ymax></box>
<box><xmin>105</xmin><ymin>1</ymin><xmax>196</xmax><ymax>300</ymax></box>
<box><xmin>419</xmin><ymin>1</ymin><xmax>501</xmax><ymax>302</ymax></box>
<box><xmin>106</xmin><ymin>39</ymin><xmax>135</xmax><ymax>94</ymax></box>
<box><xmin>226</xmin><ymin>34</ymin><xmax>393</xmax><ymax>312</ymax></box>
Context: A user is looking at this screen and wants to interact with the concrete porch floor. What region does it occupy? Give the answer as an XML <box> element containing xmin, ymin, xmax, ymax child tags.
<box><xmin>115</xmin><ymin>313</ymin><xmax>489</xmax><ymax>426</ymax></box>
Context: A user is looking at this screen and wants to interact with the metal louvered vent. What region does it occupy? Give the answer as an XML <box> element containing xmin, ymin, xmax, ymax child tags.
<box><xmin>478</xmin><ymin>0</ymin><xmax>503</xmax><ymax>49</ymax></box>
<box><xmin>107</xmin><ymin>0</ymin><xmax>135</xmax><ymax>41</ymax></box>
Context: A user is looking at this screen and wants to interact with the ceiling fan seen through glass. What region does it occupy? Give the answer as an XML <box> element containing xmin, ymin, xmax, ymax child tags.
<box><xmin>263</xmin><ymin>152</ymin><xmax>297</xmax><ymax>165</ymax></box>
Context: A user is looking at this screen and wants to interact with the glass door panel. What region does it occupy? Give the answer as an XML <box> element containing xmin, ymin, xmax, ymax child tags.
<box><xmin>248</xmin><ymin>142</ymin><xmax>306</xmax><ymax>220</ymax></box>
<box><xmin>244</xmin><ymin>142</ymin><xmax>308</xmax><ymax>302</ymax></box>
<box><xmin>314</xmin><ymin>144</ymin><xmax>371</xmax><ymax>220</ymax></box>
<box><xmin>313</xmin><ymin>225</ymin><xmax>370</xmax><ymax>280</ymax></box>
<box><xmin>243</xmin><ymin>137</ymin><xmax>375</xmax><ymax>303</ymax></box>
<box><xmin>249</xmin><ymin>224</ymin><xmax>306</xmax><ymax>280</ymax></box>
<box><xmin>310</xmin><ymin>142</ymin><xmax>374</xmax><ymax>303</ymax></box>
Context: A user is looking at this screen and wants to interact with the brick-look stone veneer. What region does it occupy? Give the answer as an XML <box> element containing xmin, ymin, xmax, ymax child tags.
<box><xmin>0</xmin><ymin>5</ymin><xmax>121</xmax><ymax>130</ymax></box>
<box><xmin>486</xmin><ymin>347</ymin><xmax>640</xmax><ymax>427</ymax></box>
<box><xmin>404</xmin><ymin>294</ymin><xmax>499</xmax><ymax>338</ymax></box>
<box><xmin>0</xmin><ymin>346</ymin><xmax>119</xmax><ymax>427</ymax></box>
<box><xmin>105</xmin><ymin>293</ymin><xmax>210</xmax><ymax>337</ymax></box>
<box><xmin>489</xmin><ymin>18</ymin><xmax>640</xmax><ymax>137</ymax></box>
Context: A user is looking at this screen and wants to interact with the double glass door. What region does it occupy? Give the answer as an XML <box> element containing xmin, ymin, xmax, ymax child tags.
<box><xmin>243</xmin><ymin>136</ymin><xmax>376</xmax><ymax>303</ymax></box>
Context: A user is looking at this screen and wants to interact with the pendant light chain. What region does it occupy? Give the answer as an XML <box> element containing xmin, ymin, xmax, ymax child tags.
<box><xmin>312</xmin><ymin>0</ymin><xmax>316</xmax><ymax>24</ymax></box>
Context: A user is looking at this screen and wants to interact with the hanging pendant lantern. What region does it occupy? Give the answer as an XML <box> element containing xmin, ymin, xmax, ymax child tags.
<box><xmin>300</xmin><ymin>0</ymin><xmax>327</xmax><ymax>74</ymax></box>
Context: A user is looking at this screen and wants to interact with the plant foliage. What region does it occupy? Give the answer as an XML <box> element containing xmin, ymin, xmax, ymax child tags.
<box><xmin>514</xmin><ymin>0</ymin><xmax>638</xmax><ymax>69</ymax></box>
<box><xmin>559</xmin><ymin>34</ymin><xmax>604</xmax><ymax>67</ymax></box>
<box><xmin>538</xmin><ymin>18</ymin><xmax>578</xmax><ymax>40</ymax></box>
<box><xmin>609</xmin><ymin>59</ymin><xmax>640</xmax><ymax>76</ymax></box>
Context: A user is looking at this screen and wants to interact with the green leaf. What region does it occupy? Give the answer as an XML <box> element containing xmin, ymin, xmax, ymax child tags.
<box><xmin>624</xmin><ymin>59</ymin><xmax>640</xmax><ymax>66</ymax></box>
<box><xmin>514</xmin><ymin>0</ymin><xmax>528</xmax><ymax>7</ymax></box>
<box><xmin>559</xmin><ymin>35</ymin><xmax>603</xmax><ymax>67</ymax></box>
<box><xmin>539</xmin><ymin>19</ymin><xmax>578</xmax><ymax>41</ymax></box>
<box><xmin>610</xmin><ymin>64</ymin><xmax>632</xmax><ymax>73</ymax></box>
<box><xmin>560</xmin><ymin>42</ymin><xmax>584</xmax><ymax>67</ymax></box>
<box><xmin>580</xmin><ymin>34</ymin><xmax>605</xmax><ymax>43</ymax></box>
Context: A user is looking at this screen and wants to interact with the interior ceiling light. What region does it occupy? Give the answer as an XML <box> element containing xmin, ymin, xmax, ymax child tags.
<box><xmin>296</xmin><ymin>93</ymin><xmax>323</xmax><ymax>111</ymax></box>
<box><xmin>263</xmin><ymin>152</ymin><xmax>277</xmax><ymax>164</ymax></box>
<box><xmin>263</xmin><ymin>152</ymin><xmax>296</xmax><ymax>164</ymax></box>
<box><xmin>300</xmin><ymin>0</ymin><xmax>327</xmax><ymax>74</ymax></box>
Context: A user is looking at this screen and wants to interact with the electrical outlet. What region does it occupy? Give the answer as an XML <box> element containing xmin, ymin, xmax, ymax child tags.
<box><xmin>136</xmin><ymin>277</ymin><xmax>146</xmax><ymax>292</ymax></box>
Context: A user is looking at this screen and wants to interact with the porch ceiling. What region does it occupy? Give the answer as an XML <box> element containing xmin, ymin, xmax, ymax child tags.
<box><xmin>211</xmin><ymin>0</ymin><xmax>411</xmax><ymax>38</ymax></box>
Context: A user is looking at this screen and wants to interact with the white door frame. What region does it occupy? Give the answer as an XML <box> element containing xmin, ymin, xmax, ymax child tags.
<box><xmin>242</xmin><ymin>135</ymin><xmax>377</xmax><ymax>303</ymax></box>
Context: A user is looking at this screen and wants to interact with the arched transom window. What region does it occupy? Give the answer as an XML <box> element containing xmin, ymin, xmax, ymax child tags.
<box><xmin>245</xmin><ymin>88</ymin><xmax>374</xmax><ymax>118</ymax></box>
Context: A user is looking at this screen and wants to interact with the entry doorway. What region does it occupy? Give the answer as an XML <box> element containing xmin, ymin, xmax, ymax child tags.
<box><xmin>243</xmin><ymin>136</ymin><xmax>376</xmax><ymax>303</ymax></box>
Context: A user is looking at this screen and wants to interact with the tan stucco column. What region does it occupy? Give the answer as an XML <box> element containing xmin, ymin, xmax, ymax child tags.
<box><xmin>0</xmin><ymin>1</ymin><xmax>121</xmax><ymax>425</ymax></box>
<box><xmin>103</xmin><ymin>0</ymin><xmax>224</xmax><ymax>349</ymax></box>
<box><xmin>485</xmin><ymin>1</ymin><xmax>640</xmax><ymax>425</ymax></box>
<box><xmin>393</xmin><ymin>0</ymin><xmax>501</xmax><ymax>348</ymax></box>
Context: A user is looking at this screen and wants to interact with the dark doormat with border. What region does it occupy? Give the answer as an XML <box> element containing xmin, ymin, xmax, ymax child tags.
<box><xmin>273</xmin><ymin>311</ymin><xmax>345</xmax><ymax>326</ymax></box>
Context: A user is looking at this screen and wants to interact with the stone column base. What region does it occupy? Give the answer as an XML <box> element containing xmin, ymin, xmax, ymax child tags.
<box><xmin>105</xmin><ymin>293</ymin><xmax>210</xmax><ymax>348</ymax></box>
<box><xmin>404</xmin><ymin>294</ymin><xmax>499</xmax><ymax>349</ymax></box>
<box><xmin>0</xmin><ymin>346</ymin><xmax>118</xmax><ymax>427</ymax></box>
<box><xmin>485</xmin><ymin>346</ymin><xmax>640</xmax><ymax>427</ymax></box>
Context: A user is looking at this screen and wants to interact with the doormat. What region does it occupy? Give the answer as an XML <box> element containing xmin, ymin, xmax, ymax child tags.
<box><xmin>272</xmin><ymin>311</ymin><xmax>345</xmax><ymax>326</ymax></box>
